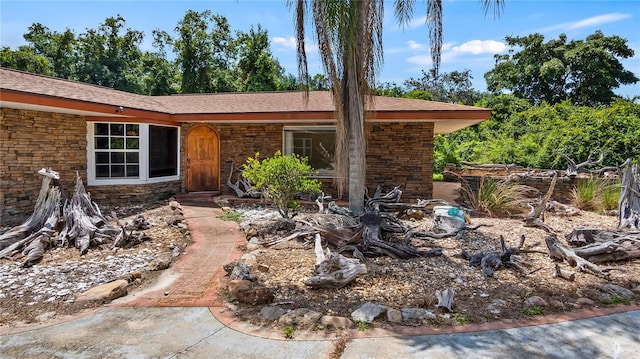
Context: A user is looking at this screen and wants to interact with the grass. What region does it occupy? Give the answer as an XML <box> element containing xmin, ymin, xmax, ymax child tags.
<box><xmin>521</xmin><ymin>306</ymin><xmax>544</xmax><ymax>316</ymax></box>
<box><xmin>218</xmin><ymin>209</ymin><xmax>243</xmax><ymax>223</ymax></box>
<box><xmin>476</xmin><ymin>176</ymin><xmax>529</xmax><ymax>217</ymax></box>
<box><xmin>356</xmin><ymin>321</ymin><xmax>370</xmax><ymax>331</ymax></box>
<box><xmin>282</xmin><ymin>326</ymin><xmax>295</xmax><ymax>339</ymax></box>
<box><xmin>600</xmin><ymin>295</ymin><xmax>631</xmax><ymax>305</ymax></box>
<box><xmin>451</xmin><ymin>313</ymin><xmax>468</xmax><ymax>324</ymax></box>
<box><xmin>572</xmin><ymin>177</ymin><xmax>621</xmax><ymax>212</ymax></box>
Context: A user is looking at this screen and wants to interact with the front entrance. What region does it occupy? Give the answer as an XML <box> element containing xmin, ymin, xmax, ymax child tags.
<box><xmin>185</xmin><ymin>125</ymin><xmax>219</xmax><ymax>192</ymax></box>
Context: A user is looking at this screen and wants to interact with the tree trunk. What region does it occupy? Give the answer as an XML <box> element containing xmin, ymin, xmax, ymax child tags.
<box><xmin>619</xmin><ymin>164</ymin><xmax>640</xmax><ymax>229</ymax></box>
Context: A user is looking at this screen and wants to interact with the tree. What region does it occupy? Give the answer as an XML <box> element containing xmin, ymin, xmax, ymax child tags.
<box><xmin>404</xmin><ymin>68</ymin><xmax>481</xmax><ymax>105</ymax></box>
<box><xmin>173</xmin><ymin>10</ymin><xmax>236</xmax><ymax>93</ymax></box>
<box><xmin>75</xmin><ymin>15</ymin><xmax>145</xmax><ymax>92</ymax></box>
<box><xmin>23</xmin><ymin>23</ymin><xmax>76</xmax><ymax>79</ymax></box>
<box><xmin>0</xmin><ymin>46</ymin><xmax>51</xmax><ymax>75</ymax></box>
<box><xmin>139</xmin><ymin>30</ymin><xmax>179</xmax><ymax>96</ymax></box>
<box><xmin>290</xmin><ymin>0</ymin><xmax>503</xmax><ymax>214</ymax></box>
<box><xmin>485</xmin><ymin>31</ymin><xmax>638</xmax><ymax>106</ymax></box>
<box><xmin>236</xmin><ymin>25</ymin><xmax>282</xmax><ymax>92</ymax></box>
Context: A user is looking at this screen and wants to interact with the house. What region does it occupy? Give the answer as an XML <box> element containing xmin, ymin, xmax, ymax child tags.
<box><xmin>0</xmin><ymin>68</ymin><xmax>491</xmax><ymax>226</ymax></box>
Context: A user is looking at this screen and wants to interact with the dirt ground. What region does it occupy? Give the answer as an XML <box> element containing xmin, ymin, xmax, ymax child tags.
<box><xmin>225</xmin><ymin>202</ymin><xmax>640</xmax><ymax>329</ymax></box>
<box><xmin>1</xmin><ymin>198</ymin><xmax>638</xmax><ymax>332</ymax></box>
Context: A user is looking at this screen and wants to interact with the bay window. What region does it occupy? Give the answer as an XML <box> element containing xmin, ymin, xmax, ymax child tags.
<box><xmin>87</xmin><ymin>122</ymin><xmax>180</xmax><ymax>185</ymax></box>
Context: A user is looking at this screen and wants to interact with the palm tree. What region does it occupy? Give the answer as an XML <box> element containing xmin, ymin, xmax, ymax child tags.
<box><xmin>289</xmin><ymin>0</ymin><xmax>504</xmax><ymax>214</ymax></box>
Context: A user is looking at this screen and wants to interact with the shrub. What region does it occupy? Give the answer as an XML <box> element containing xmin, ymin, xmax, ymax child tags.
<box><xmin>476</xmin><ymin>177</ymin><xmax>529</xmax><ymax>217</ymax></box>
<box><xmin>572</xmin><ymin>177</ymin><xmax>621</xmax><ymax>213</ymax></box>
<box><xmin>242</xmin><ymin>151</ymin><xmax>322</xmax><ymax>218</ymax></box>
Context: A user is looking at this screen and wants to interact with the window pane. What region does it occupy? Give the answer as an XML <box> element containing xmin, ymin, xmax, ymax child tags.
<box><xmin>149</xmin><ymin>125</ymin><xmax>178</xmax><ymax>178</ymax></box>
<box><xmin>126</xmin><ymin>165</ymin><xmax>139</xmax><ymax>177</ymax></box>
<box><xmin>126</xmin><ymin>138</ymin><xmax>139</xmax><ymax>149</ymax></box>
<box><xmin>95</xmin><ymin>137</ymin><xmax>109</xmax><ymax>149</ymax></box>
<box><xmin>111</xmin><ymin>165</ymin><xmax>125</xmax><ymax>177</ymax></box>
<box><xmin>126</xmin><ymin>152</ymin><xmax>139</xmax><ymax>163</ymax></box>
<box><xmin>96</xmin><ymin>165</ymin><xmax>110</xmax><ymax>178</ymax></box>
<box><xmin>110</xmin><ymin>123</ymin><xmax>124</xmax><ymax>136</ymax></box>
<box><xmin>110</xmin><ymin>137</ymin><xmax>124</xmax><ymax>149</ymax></box>
<box><xmin>111</xmin><ymin>152</ymin><xmax>124</xmax><ymax>163</ymax></box>
<box><xmin>95</xmin><ymin>123</ymin><xmax>109</xmax><ymax>135</ymax></box>
<box><xmin>95</xmin><ymin>152</ymin><xmax>109</xmax><ymax>164</ymax></box>
<box><xmin>126</xmin><ymin>124</ymin><xmax>139</xmax><ymax>136</ymax></box>
<box><xmin>291</xmin><ymin>130</ymin><xmax>335</xmax><ymax>171</ymax></box>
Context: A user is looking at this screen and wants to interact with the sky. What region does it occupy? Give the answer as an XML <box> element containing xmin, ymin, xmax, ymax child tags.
<box><xmin>1</xmin><ymin>0</ymin><xmax>639</xmax><ymax>97</ymax></box>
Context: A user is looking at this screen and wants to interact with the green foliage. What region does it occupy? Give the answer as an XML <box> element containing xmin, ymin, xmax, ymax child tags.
<box><xmin>600</xmin><ymin>295</ymin><xmax>631</xmax><ymax>305</ymax></box>
<box><xmin>521</xmin><ymin>306</ymin><xmax>544</xmax><ymax>316</ymax></box>
<box><xmin>572</xmin><ymin>178</ymin><xmax>621</xmax><ymax>213</ymax></box>
<box><xmin>432</xmin><ymin>173</ymin><xmax>444</xmax><ymax>182</ymax></box>
<box><xmin>475</xmin><ymin>177</ymin><xmax>528</xmax><ymax>217</ymax></box>
<box><xmin>404</xmin><ymin>68</ymin><xmax>482</xmax><ymax>105</ymax></box>
<box><xmin>217</xmin><ymin>209</ymin><xmax>243</xmax><ymax>223</ymax></box>
<box><xmin>356</xmin><ymin>321</ymin><xmax>370</xmax><ymax>331</ymax></box>
<box><xmin>451</xmin><ymin>313</ymin><xmax>468</xmax><ymax>325</ymax></box>
<box><xmin>242</xmin><ymin>151</ymin><xmax>321</xmax><ymax>219</ymax></box>
<box><xmin>435</xmin><ymin>97</ymin><xmax>640</xmax><ymax>172</ymax></box>
<box><xmin>282</xmin><ymin>326</ymin><xmax>295</xmax><ymax>339</ymax></box>
<box><xmin>485</xmin><ymin>31</ymin><xmax>638</xmax><ymax>106</ymax></box>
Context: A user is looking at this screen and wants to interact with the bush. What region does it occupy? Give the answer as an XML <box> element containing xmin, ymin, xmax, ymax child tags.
<box><xmin>476</xmin><ymin>177</ymin><xmax>529</xmax><ymax>217</ymax></box>
<box><xmin>572</xmin><ymin>177</ymin><xmax>621</xmax><ymax>213</ymax></box>
<box><xmin>242</xmin><ymin>151</ymin><xmax>322</xmax><ymax>218</ymax></box>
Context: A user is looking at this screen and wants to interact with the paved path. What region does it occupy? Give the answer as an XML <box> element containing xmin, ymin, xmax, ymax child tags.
<box><xmin>1</xmin><ymin>199</ymin><xmax>639</xmax><ymax>358</ymax></box>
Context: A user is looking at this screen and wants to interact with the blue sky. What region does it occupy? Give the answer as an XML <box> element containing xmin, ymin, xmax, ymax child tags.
<box><xmin>1</xmin><ymin>0</ymin><xmax>639</xmax><ymax>97</ymax></box>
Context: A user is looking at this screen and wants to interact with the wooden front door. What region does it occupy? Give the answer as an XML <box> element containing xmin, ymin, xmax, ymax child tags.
<box><xmin>186</xmin><ymin>126</ymin><xmax>219</xmax><ymax>191</ymax></box>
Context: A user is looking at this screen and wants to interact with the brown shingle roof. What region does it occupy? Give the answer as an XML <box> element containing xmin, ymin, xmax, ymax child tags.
<box><xmin>0</xmin><ymin>67</ymin><xmax>490</xmax><ymax>123</ymax></box>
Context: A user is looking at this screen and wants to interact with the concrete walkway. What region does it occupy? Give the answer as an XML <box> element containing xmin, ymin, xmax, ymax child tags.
<box><xmin>1</xmin><ymin>199</ymin><xmax>639</xmax><ymax>358</ymax></box>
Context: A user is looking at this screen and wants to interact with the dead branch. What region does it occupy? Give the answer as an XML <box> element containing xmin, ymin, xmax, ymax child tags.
<box><xmin>556</xmin><ymin>152</ymin><xmax>604</xmax><ymax>178</ymax></box>
<box><xmin>305</xmin><ymin>234</ymin><xmax>367</xmax><ymax>289</ymax></box>
<box><xmin>523</xmin><ymin>173</ymin><xmax>557</xmax><ymax>232</ymax></box>
<box><xmin>544</xmin><ymin>234</ymin><xmax>610</xmax><ymax>279</ymax></box>
<box><xmin>462</xmin><ymin>235</ymin><xmax>528</xmax><ymax>277</ymax></box>
<box><xmin>436</xmin><ymin>287</ymin><xmax>455</xmax><ymax>312</ymax></box>
<box><xmin>227</xmin><ymin>162</ymin><xmax>261</xmax><ymax>199</ymax></box>
<box><xmin>619</xmin><ymin>164</ymin><xmax>640</xmax><ymax>229</ymax></box>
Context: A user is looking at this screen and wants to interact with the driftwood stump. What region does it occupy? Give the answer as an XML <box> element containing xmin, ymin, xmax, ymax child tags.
<box><xmin>544</xmin><ymin>234</ymin><xmax>610</xmax><ymax>279</ymax></box>
<box><xmin>619</xmin><ymin>164</ymin><xmax>640</xmax><ymax>229</ymax></box>
<box><xmin>306</xmin><ymin>234</ymin><xmax>367</xmax><ymax>289</ymax></box>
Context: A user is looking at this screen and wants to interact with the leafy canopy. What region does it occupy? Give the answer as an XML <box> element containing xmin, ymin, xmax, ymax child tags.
<box><xmin>485</xmin><ymin>31</ymin><xmax>638</xmax><ymax>106</ymax></box>
<box><xmin>242</xmin><ymin>151</ymin><xmax>322</xmax><ymax>219</ymax></box>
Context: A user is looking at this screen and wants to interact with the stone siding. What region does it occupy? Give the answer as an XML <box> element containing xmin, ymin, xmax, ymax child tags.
<box><xmin>1</xmin><ymin>108</ymin><xmax>86</xmax><ymax>226</ymax></box>
<box><xmin>367</xmin><ymin>122</ymin><xmax>434</xmax><ymax>199</ymax></box>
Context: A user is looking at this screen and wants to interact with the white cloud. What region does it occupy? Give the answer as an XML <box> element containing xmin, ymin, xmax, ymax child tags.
<box><xmin>271</xmin><ymin>36</ymin><xmax>297</xmax><ymax>50</ymax></box>
<box><xmin>450</xmin><ymin>40</ymin><xmax>507</xmax><ymax>55</ymax></box>
<box><xmin>568</xmin><ymin>13</ymin><xmax>632</xmax><ymax>29</ymax></box>
<box><xmin>407</xmin><ymin>40</ymin><xmax>426</xmax><ymax>51</ymax></box>
<box><xmin>541</xmin><ymin>13</ymin><xmax>633</xmax><ymax>33</ymax></box>
<box><xmin>406</xmin><ymin>54</ymin><xmax>432</xmax><ymax>67</ymax></box>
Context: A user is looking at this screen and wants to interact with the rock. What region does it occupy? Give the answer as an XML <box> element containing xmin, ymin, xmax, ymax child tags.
<box><xmin>240</xmin><ymin>253</ymin><xmax>257</xmax><ymax>267</ymax></box>
<box><xmin>75</xmin><ymin>280</ymin><xmax>128</xmax><ymax>303</ymax></box>
<box><xmin>246</xmin><ymin>237</ymin><xmax>262</xmax><ymax>251</ymax></box>
<box><xmin>351</xmin><ymin>302</ymin><xmax>387</xmax><ymax>323</ymax></box>
<box><xmin>488</xmin><ymin>299</ymin><xmax>506</xmax><ymax>315</ymax></box>
<box><xmin>599</xmin><ymin>284</ymin><xmax>635</xmax><ymax>301</ymax></box>
<box><xmin>320</xmin><ymin>315</ymin><xmax>354</xmax><ymax>329</ymax></box>
<box><xmin>576</xmin><ymin>297</ymin><xmax>595</xmax><ymax>306</ymax></box>
<box><xmin>524</xmin><ymin>296</ymin><xmax>548</xmax><ymax>307</ymax></box>
<box><xmin>386</xmin><ymin>308</ymin><xmax>403</xmax><ymax>323</ymax></box>
<box><xmin>401</xmin><ymin>308</ymin><xmax>435</xmax><ymax>321</ymax></box>
<box><xmin>256</xmin><ymin>264</ymin><xmax>270</xmax><ymax>273</ymax></box>
<box><xmin>230</xmin><ymin>281</ymin><xmax>274</xmax><ymax>305</ymax></box>
<box><xmin>147</xmin><ymin>252</ymin><xmax>173</xmax><ymax>271</ymax></box>
<box><xmin>230</xmin><ymin>261</ymin><xmax>255</xmax><ymax>281</ymax></box>
<box><xmin>549</xmin><ymin>299</ymin><xmax>563</xmax><ymax>308</ymax></box>
<box><xmin>278</xmin><ymin>308</ymin><xmax>323</xmax><ymax>329</ymax></box>
<box><xmin>632</xmin><ymin>285</ymin><xmax>640</xmax><ymax>295</ymax></box>
<box><xmin>260</xmin><ymin>306</ymin><xmax>286</xmax><ymax>321</ymax></box>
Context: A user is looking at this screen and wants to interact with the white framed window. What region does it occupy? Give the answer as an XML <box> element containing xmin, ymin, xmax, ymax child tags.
<box><xmin>87</xmin><ymin>122</ymin><xmax>180</xmax><ymax>185</ymax></box>
<box><xmin>283</xmin><ymin>126</ymin><xmax>335</xmax><ymax>177</ymax></box>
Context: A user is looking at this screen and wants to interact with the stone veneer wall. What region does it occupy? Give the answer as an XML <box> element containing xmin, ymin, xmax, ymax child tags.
<box><xmin>366</xmin><ymin>122</ymin><xmax>434</xmax><ymax>199</ymax></box>
<box><xmin>185</xmin><ymin>121</ymin><xmax>435</xmax><ymax>200</ymax></box>
<box><xmin>1</xmin><ymin>108</ymin><xmax>87</xmax><ymax>226</ymax></box>
<box><xmin>1</xmin><ymin>108</ymin><xmax>184</xmax><ymax>226</ymax></box>
<box><xmin>443</xmin><ymin>164</ymin><xmax>583</xmax><ymax>203</ymax></box>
